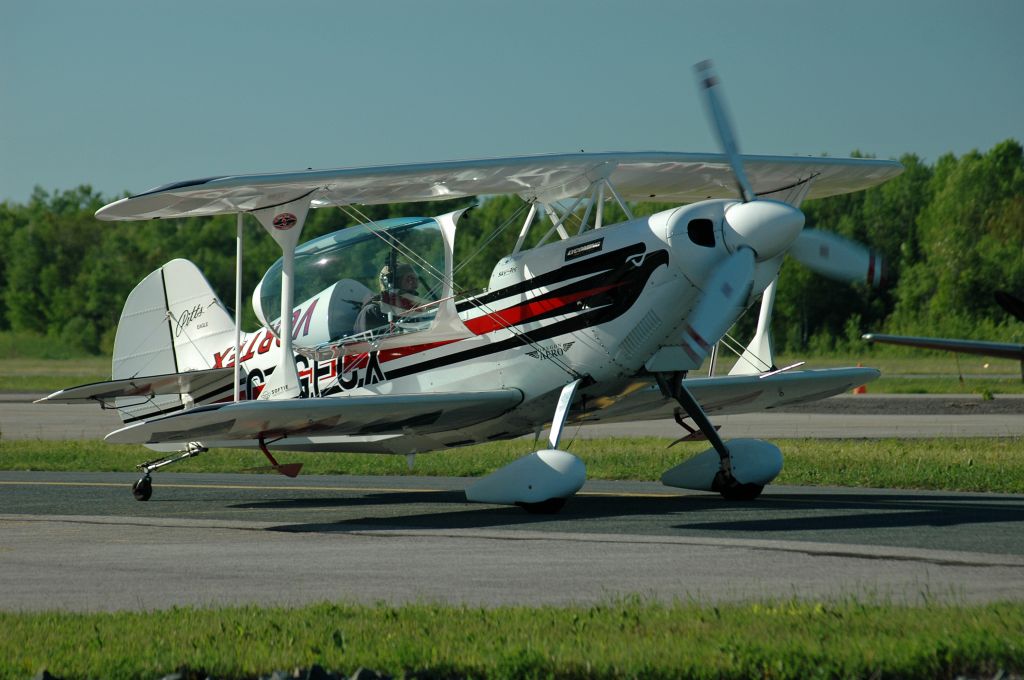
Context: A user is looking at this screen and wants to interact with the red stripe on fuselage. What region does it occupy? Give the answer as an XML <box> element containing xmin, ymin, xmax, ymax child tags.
<box><xmin>463</xmin><ymin>284</ymin><xmax>619</xmax><ymax>335</ymax></box>
<box><xmin>378</xmin><ymin>339</ymin><xmax>460</xmax><ymax>363</ymax></box>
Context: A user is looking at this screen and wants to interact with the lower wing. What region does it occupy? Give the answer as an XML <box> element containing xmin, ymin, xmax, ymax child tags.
<box><xmin>575</xmin><ymin>366</ymin><xmax>879</xmax><ymax>425</ymax></box>
<box><xmin>105</xmin><ymin>389</ymin><xmax>524</xmax><ymax>445</ymax></box>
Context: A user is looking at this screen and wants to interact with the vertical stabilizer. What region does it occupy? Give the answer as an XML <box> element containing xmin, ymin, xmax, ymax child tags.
<box><xmin>112</xmin><ymin>259</ymin><xmax>236</xmax><ymax>422</ymax></box>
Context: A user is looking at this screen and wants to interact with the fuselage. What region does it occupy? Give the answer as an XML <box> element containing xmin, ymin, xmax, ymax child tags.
<box><xmin>184</xmin><ymin>203</ymin><xmax>782</xmax><ymax>453</ymax></box>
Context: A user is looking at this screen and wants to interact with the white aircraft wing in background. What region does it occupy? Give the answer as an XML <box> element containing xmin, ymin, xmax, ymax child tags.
<box><xmin>104</xmin><ymin>389</ymin><xmax>523</xmax><ymax>445</ymax></box>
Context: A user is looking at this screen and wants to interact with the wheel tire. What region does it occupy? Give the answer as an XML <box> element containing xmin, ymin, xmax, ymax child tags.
<box><xmin>515</xmin><ymin>497</ymin><xmax>567</xmax><ymax>515</ymax></box>
<box><xmin>719</xmin><ymin>483</ymin><xmax>764</xmax><ymax>501</ymax></box>
<box><xmin>132</xmin><ymin>477</ymin><xmax>153</xmax><ymax>502</ymax></box>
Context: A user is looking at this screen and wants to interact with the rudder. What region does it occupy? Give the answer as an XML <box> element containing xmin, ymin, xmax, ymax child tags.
<box><xmin>112</xmin><ymin>259</ymin><xmax>236</xmax><ymax>422</ymax></box>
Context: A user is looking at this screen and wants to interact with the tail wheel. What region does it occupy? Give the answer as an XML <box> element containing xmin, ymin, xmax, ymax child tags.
<box><xmin>132</xmin><ymin>476</ymin><xmax>153</xmax><ymax>501</ymax></box>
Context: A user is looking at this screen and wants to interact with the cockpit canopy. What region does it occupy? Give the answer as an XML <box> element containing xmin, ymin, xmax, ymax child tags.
<box><xmin>253</xmin><ymin>216</ymin><xmax>449</xmax><ymax>350</ymax></box>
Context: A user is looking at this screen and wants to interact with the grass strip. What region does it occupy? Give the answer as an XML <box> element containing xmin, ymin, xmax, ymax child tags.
<box><xmin>2</xmin><ymin>437</ymin><xmax>1023</xmax><ymax>493</ymax></box>
<box><xmin>2</xmin><ymin>599</ymin><xmax>1022</xmax><ymax>679</ymax></box>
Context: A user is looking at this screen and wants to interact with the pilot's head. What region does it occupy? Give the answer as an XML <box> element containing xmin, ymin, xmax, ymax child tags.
<box><xmin>396</xmin><ymin>263</ymin><xmax>420</xmax><ymax>292</ymax></box>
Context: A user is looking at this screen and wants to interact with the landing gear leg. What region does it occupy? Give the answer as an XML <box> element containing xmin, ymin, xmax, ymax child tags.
<box><xmin>668</xmin><ymin>407</ymin><xmax>721</xmax><ymax>447</ymax></box>
<box><xmin>130</xmin><ymin>442</ymin><xmax>207</xmax><ymax>501</ymax></box>
<box><xmin>658</xmin><ymin>372</ymin><xmax>764</xmax><ymax>500</ymax></box>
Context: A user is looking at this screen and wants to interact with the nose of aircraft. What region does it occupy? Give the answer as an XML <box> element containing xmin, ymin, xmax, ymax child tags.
<box><xmin>721</xmin><ymin>199</ymin><xmax>805</xmax><ymax>261</ymax></box>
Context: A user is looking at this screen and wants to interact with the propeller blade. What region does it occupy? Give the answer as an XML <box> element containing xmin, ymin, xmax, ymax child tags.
<box><xmin>789</xmin><ymin>228</ymin><xmax>885</xmax><ymax>287</ymax></box>
<box><xmin>695</xmin><ymin>60</ymin><xmax>756</xmax><ymax>203</ymax></box>
<box><xmin>995</xmin><ymin>290</ymin><xmax>1024</xmax><ymax>324</ymax></box>
<box><xmin>681</xmin><ymin>247</ymin><xmax>756</xmax><ymax>367</ymax></box>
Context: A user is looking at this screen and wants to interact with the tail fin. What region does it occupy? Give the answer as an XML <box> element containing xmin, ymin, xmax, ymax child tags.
<box><xmin>112</xmin><ymin>259</ymin><xmax>236</xmax><ymax>422</ymax></box>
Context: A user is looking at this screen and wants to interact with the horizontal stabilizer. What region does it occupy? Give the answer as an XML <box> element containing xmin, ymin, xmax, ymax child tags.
<box><xmin>105</xmin><ymin>389</ymin><xmax>523</xmax><ymax>445</ymax></box>
<box><xmin>35</xmin><ymin>368</ymin><xmax>235</xmax><ymax>405</ymax></box>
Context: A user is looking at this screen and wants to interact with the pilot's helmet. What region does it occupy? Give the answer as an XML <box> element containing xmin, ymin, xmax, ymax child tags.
<box><xmin>379</xmin><ymin>263</ymin><xmax>419</xmax><ymax>293</ymax></box>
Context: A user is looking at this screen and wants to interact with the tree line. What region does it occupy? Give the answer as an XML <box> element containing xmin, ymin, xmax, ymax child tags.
<box><xmin>1</xmin><ymin>140</ymin><xmax>1021</xmax><ymax>357</ymax></box>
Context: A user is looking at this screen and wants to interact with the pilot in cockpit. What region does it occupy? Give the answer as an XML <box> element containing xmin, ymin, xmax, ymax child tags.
<box><xmin>380</xmin><ymin>262</ymin><xmax>431</xmax><ymax>314</ymax></box>
<box><xmin>354</xmin><ymin>262</ymin><xmax>431</xmax><ymax>333</ymax></box>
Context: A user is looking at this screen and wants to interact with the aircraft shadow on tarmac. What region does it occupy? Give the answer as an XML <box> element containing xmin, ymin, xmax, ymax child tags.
<box><xmin>232</xmin><ymin>490</ymin><xmax>1024</xmax><ymax>535</ymax></box>
<box><xmin>668</xmin><ymin>493</ymin><xmax>1024</xmax><ymax>534</ymax></box>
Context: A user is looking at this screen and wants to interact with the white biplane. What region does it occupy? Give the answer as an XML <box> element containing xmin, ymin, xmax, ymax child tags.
<box><xmin>39</xmin><ymin>62</ymin><xmax>902</xmax><ymax>511</ymax></box>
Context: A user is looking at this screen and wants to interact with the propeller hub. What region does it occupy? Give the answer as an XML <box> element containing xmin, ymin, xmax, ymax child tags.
<box><xmin>722</xmin><ymin>199</ymin><xmax>804</xmax><ymax>261</ymax></box>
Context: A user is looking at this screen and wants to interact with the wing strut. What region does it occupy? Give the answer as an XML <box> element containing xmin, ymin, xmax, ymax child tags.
<box><xmin>728</xmin><ymin>277</ymin><xmax>778</xmax><ymax>375</ymax></box>
<box><xmin>251</xmin><ymin>194</ymin><xmax>315</xmax><ymax>400</ymax></box>
<box><xmin>601</xmin><ymin>178</ymin><xmax>634</xmax><ymax>220</ymax></box>
<box><xmin>233</xmin><ymin>213</ymin><xmax>243</xmax><ymax>401</ymax></box>
<box><xmin>514</xmin><ymin>175</ymin><xmax>633</xmax><ymax>254</ymax></box>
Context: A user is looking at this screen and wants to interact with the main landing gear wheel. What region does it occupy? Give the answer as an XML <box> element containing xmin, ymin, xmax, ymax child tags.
<box><xmin>714</xmin><ymin>477</ymin><xmax>764</xmax><ymax>501</ymax></box>
<box><xmin>131</xmin><ymin>475</ymin><xmax>153</xmax><ymax>502</ymax></box>
<box><xmin>515</xmin><ymin>497</ymin><xmax>567</xmax><ymax>515</ymax></box>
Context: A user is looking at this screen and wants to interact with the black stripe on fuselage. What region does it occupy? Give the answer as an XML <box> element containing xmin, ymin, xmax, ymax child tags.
<box><xmin>350</xmin><ymin>248</ymin><xmax>670</xmax><ymax>386</ymax></box>
<box><xmin>455</xmin><ymin>242</ymin><xmax>648</xmax><ymax>313</ymax></box>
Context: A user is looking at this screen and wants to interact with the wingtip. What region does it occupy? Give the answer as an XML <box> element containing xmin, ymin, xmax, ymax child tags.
<box><xmin>33</xmin><ymin>389</ymin><xmax>66</xmax><ymax>404</ymax></box>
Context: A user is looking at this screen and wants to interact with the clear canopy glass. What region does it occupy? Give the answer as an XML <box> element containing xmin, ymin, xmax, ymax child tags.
<box><xmin>254</xmin><ymin>217</ymin><xmax>447</xmax><ymax>348</ymax></box>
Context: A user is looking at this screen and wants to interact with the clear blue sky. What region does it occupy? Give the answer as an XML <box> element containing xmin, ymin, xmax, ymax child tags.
<box><xmin>3</xmin><ymin>0</ymin><xmax>1022</xmax><ymax>204</ymax></box>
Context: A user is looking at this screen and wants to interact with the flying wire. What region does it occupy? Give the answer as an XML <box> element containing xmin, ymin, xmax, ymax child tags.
<box><xmin>339</xmin><ymin>202</ymin><xmax>582</xmax><ymax>379</ymax></box>
<box><xmin>335</xmin><ymin>202</ymin><xmax>583</xmax><ymax>380</ymax></box>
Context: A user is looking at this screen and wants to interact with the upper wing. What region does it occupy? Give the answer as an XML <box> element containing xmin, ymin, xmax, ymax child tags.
<box><xmin>575</xmin><ymin>367</ymin><xmax>880</xmax><ymax>425</ymax></box>
<box><xmin>35</xmin><ymin>368</ymin><xmax>234</xmax><ymax>404</ymax></box>
<box><xmin>863</xmin><ymin>333</ymin><xmax>1024</xmax><ymax>361</ymax></box>
<box><xmin>105</xmin><ymin>389</ymin><xmax>523</xmax><ymax>445</ymax></box>
<box><xmin>96</xmin><ymin>152</ymin><xmax>903</xmax><ymax>221</ymax></box>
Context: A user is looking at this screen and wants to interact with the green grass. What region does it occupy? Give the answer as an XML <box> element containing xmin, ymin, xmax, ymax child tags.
<box><xmin>0</xmin><ymin>357</ymin><xmax>109</xmax><ymax>392</ymax></box>
<box><xmin>2</xmin><ymin>599</ymin><xmax>1021</xmax><ymax>679</ymax></box>
<box><xmin>3</xmin><ymin>437</ymin><xmax>1023</xmax><ymax>493</ymax></box>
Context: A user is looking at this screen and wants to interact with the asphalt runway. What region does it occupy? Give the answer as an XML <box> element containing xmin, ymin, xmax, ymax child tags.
<box><xmin>3</xmin><ymin>392</ymin><xmax>1023</xmax><ymax>611</ymax></box>
<box><xmin>2</xmin><ymin>471</ymin><xmax>1023</xmax><ymax>611</ymax></box>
